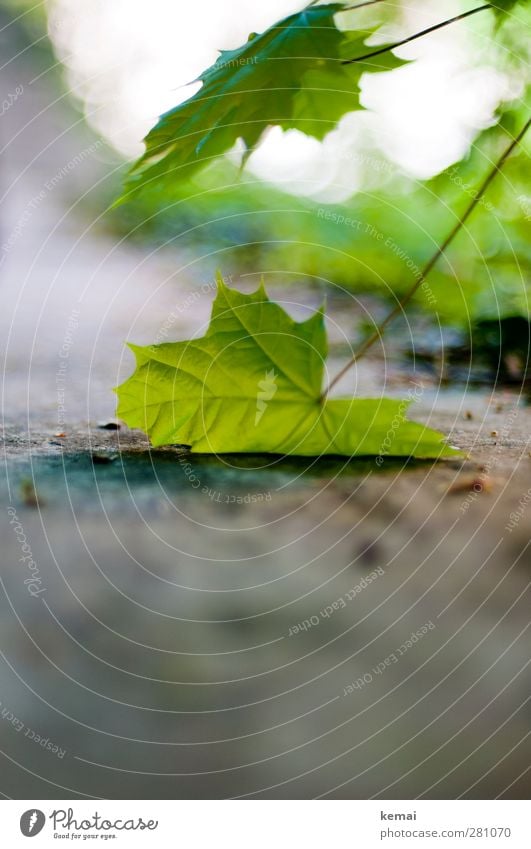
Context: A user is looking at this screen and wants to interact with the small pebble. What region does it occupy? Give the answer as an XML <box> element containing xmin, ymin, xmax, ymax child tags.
<box><xmin>447</xmin><ymin>475</ymin><xmax>492</xmax><ymax>495</ymax></box>
<box><xmin>97</xmin><ymin>420</ymin><xmax>121</xmax><ymax>431</ymax></box>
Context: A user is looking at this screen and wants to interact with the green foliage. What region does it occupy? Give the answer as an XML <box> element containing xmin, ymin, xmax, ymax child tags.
<box><xmin>123</xmin><ymin>3</ymin><xmax>406</xmax><ymax>198</ymax></box>
<box><xmin>110</xmin><ymin>124</ymin><xmax>531</xmax><ymax>328</ymax></box>
<box><xmin>489</xmin><ymin>0</ymin><xmax>529</xmax><ymax>15</ymax></box>
<box><xmin>116</xmin><ymin>278</ymin><xmax>458</xmax><ymax>458</ymax></box>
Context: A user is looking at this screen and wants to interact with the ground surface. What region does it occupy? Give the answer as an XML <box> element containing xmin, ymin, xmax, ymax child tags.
<box><xmin>0</xmin><ymin>20</ymin><xmax>530</xmax><ymax>799</ymax></box>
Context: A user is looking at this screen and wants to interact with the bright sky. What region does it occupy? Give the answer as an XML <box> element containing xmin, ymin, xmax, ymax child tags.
<box><xmin>45</xmin><ymin>0</ymin><xmax>521</xmax><ymax>200</ymax></box>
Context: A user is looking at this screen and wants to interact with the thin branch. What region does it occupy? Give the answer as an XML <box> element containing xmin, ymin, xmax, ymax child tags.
<box><xmin>321</xmin><ymin>117</ymin><xmax>531</xmax><ymax>400</ymax></box>
<box><xmin>342</xmin><ymin>4</ymin><xmax>490</xmax><ymax>64</ymax></box>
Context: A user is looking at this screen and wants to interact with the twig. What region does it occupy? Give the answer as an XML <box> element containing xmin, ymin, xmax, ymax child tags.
<box><xmin>342</xmin><ymin>4</ymin><xmax>490</xmax><ymax>64</ymax></box>
<box><xmin>321</xmin><ymin>117</ymin><xmax>531</xmax><ymax>399</ymax></box>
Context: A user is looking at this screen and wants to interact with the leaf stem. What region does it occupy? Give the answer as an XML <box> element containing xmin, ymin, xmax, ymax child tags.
<box><xmin>321</xmin><ymin>117</ymin><xmax>531</xmax><ymax>400</ymax></box>
<box><xmin>342</xmin><ymin>4</ymin><xmax>490</xmax><ymax>64</ymax></box>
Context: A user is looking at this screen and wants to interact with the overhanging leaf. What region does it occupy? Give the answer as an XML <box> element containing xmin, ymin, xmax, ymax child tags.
<box><xmin>122</xmin><ymin>4</ymin><xmax>407</xmax><ymax>198</ymax></box>
<box><xmin>116</xmin><ymin>278</ymin><xmax>459</xmax><ymax>459</ymax></box>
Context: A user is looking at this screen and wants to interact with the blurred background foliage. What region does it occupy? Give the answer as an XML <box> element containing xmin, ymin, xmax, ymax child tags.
<box><xmin>2</xmin><ymin>0</ymin><xmax>530</xmax><ymax>366</ymax></box>
<box><xmin>106</xmin><ymin>1</ymin><xmax>529</xmax><ymax>336</ymax></box>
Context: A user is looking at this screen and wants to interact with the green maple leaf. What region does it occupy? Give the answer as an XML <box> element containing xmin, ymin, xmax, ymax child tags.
<box><xmin>116</xmin><ymin>278</ymin><xmax>459</xmax><ymax>459</ymax></box>
<box><xmin>123</xmin><ymin>4</ymin><xmax>406</xmax><ymax>197</ymax></box>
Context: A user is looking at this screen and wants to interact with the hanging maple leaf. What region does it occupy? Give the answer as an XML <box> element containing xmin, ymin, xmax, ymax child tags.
<box><xmin>116</xmin><ymin>278</ymin><xmax>459</xmax><ymax>458</ymax></box>
<box><xmin>123</xmin><ymin>3</ymin><xmax>407</xmax><ymax>197</ymax></box>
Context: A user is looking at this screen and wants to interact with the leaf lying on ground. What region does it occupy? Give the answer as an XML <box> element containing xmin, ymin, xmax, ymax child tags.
<box><xmin>122</xmin><ymin>3</ymin><xmax>406</xmax><ymax>197</ymax></box>
<box><xmin>116</xmin><ymin>278</ymin><xmax>459</xmax><ymax>458</ymax></box>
